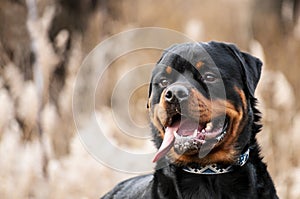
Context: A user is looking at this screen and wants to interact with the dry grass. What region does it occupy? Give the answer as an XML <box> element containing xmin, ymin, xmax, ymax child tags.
<box><xmin>0</xmin><ymin>0</ymin><xmax>299</xmax><ymax>198</ymax></box>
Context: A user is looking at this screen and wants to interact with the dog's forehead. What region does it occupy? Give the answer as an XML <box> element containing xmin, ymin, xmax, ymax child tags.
<box><xmin>159</xmin><ymin>43</ymin><xmax>213</xmax><ymax>67</ymax></box>
<box><xmin>155</xmin><ymin>42</ymin><xmax>241</xmax><ymax>77</ymax></box>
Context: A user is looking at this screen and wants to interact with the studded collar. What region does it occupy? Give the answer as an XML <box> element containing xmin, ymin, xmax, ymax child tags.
<box><xmin>182</xmin><ymin>148</ymin><xmax>250</xmax><ymax>175</ymax></box>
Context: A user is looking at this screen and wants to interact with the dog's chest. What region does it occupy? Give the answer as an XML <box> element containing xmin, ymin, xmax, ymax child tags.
<box><xmin>177</xmin><ymin>173</ymin><xmax>256</xmax><ymax>199</ymax></box>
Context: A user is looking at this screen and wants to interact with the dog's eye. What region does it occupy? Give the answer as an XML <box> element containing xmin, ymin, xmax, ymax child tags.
<box><xmin>203</xmin><ymin>73</ymin><xmax>217</xmax><ymax>82</ymax></box>
<box><xmin>159</xmin><ymin>79</ymin><xmax>170</xmax><ymax>87</ymax></box>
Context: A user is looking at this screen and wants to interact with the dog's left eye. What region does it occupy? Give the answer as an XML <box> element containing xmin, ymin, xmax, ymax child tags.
<box><xmin>203</xmin><ymin>73</ymin><xmax>217</xmax><ymax>82</ymax></box>
<box><xmin>159</xmin><ymin>79</ymin><xmax>170</xmax><ymax>87</ymax></box>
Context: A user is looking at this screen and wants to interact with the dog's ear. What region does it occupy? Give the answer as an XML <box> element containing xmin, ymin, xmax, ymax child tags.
<box><xmin>226</xmin><ymin>44</ymin><xmax>262</xmax><ymax>97</ymax></box>
<box><xmin>240</xmin><ymin>51</ymin><xmax>262</xmax><ymax>97</ymax></box>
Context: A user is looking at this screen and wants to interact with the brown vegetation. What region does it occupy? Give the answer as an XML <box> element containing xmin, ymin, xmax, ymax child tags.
<box><xmin>0</xmin><ymin>0</ymin><xmax>299</xmax><ymax>198</ymax></box>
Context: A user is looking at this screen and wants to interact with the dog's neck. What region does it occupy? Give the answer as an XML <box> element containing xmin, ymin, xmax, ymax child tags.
<box><xmin>182</xmin><ymin>148</ymin><xmax>250</xmax><ymax>175</ymax></box>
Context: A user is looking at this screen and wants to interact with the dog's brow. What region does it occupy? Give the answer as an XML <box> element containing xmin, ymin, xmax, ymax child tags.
<box><xmin>166</xmin><ymin>66</ymin><xmax>172</xmax><ymax>74</ymax></box>
<box><xmin>195</xmin><ymin>61</ymin><xmax>204</xmax><ymax>69</ymax></box>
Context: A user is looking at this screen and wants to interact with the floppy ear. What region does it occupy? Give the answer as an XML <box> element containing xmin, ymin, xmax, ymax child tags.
<box><xmin>226</xmin><ymin>44</ymin><xmax>262</xmax><ymax>97</ymax></box>
<box><xmin>240</xmin><ymin>52</ymin><xmax>262</xmax><ymax>97</ymax></box>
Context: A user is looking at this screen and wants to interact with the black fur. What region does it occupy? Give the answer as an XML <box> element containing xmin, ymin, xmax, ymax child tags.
<box><xmin>101</xmin><ymin>41</ymin><xmax>278</xmax><ymax>199</ymax></box>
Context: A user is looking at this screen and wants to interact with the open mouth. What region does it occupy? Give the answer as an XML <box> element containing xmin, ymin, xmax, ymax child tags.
<box><xmin>153</xmin><ymin>115</ymin><xmax>228</xmax><ymax>162</ymax></box>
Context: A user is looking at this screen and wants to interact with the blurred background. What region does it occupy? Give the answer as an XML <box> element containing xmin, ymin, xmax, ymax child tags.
<box><xmin>0</xmin><ymin>0</ymin><xmax>300</xmax><ymax>198</ymax></box>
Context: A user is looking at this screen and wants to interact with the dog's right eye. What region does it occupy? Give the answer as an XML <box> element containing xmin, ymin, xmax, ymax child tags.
<box><xmin>159</xmin><ymin>79</ymin><xmax>170</xmax><ymax>87</ymax></box>
<box><xmin>203</xmin><ymin>73</ymin><xmax>218</xmax><ymax>83</ymax></box>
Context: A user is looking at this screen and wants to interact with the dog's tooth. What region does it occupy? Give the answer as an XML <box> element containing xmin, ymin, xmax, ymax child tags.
<box><xmin>174</xmin><ymin>131</ymin><xmax>180</xmax><ymax>139</ymax></box>
<box><xmin>216</xmin><ymin>131</ymin><xmax>226</xmax><ymax>142</ymax></box>
<box><xmin>207</xmin><ymin>122</ymin><xmax>213</xmax><ymax>127</ymax></box>
<box><xmin>205</xmin><ymin>122</ymin><xmax>213</xmax><ymax>131</ymax></box>
<box><xmin>193</xmin><ymin>129</ymin><xmax>198</xmax><ymax>137</ymax></box>
<box><xmin>201</xmin><ymin>129</ymin><xmax>206</xmax><ymax>133</ymax></box>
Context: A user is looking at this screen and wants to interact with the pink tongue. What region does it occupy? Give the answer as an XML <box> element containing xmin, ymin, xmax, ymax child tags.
<box><xmin>152</xmin><ymin>126</ymin><xmax>177</xmax><ymax>162</ymax></box>
<box><xmin>177</xmin><ymin>120</ymin><xmax>199</xmax><ymax>136</ymax></box>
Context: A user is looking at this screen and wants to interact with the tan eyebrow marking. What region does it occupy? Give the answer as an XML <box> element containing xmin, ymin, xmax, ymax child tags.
<box><xmin>196</xmin><ymin>61</ymin><xmax>204</xmax><ymax>69</ymax></box>
<box><xmin>166</xmin><ymin>66</ymin><xmax>172</xmax><ymax>74</ymax></box>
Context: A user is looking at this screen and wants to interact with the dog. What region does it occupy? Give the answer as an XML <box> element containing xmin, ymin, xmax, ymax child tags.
<box><xmin>101</xmin><ymin>41</ymin><xmax>279</xmax><ymax>199</ymax></box>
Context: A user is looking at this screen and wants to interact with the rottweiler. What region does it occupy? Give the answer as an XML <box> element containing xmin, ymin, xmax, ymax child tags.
<box><xmin>102</xmin><ymin>41</ymin><xmax>279</xmax><ymax>199</ymax></box>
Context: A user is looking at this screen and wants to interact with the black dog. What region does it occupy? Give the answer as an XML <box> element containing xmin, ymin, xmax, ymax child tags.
<box><xmin>102</xmin><ymin>41</ymin><xmax>278</xmax><ymax>199</ymax></box>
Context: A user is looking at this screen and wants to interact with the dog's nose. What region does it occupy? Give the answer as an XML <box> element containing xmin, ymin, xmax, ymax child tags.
<box><xmin>164</xmin><ymin>85</ymin><xmax>189</xmax><ymax>103</ymax></box>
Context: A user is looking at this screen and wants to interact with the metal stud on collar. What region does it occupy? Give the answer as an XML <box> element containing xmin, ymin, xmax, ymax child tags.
<box><xmin>183</xmin><ymin>164</ymin><xmax>233</xmax><ymax>175</ymax></box>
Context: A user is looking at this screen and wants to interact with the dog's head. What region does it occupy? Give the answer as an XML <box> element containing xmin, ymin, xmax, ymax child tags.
<box><xmin>148</xmin><ymin>41</ymin><xmax>262</xmax><ymax>166</ymax></box>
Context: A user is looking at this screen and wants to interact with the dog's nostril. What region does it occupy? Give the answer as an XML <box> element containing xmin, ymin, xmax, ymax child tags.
<box><xmin>165</xmin><ymin>90</ymin><xmax>174</xmax><ymax>102</ymax></box>
<box><xmin>165</xmin><ymin>85</ymin><xmax>189</xmax><ymax>103</ymax></box>
<box><xmin>177</xmin><ymin>89</ymin><xmax>188</xmax><ymax>99</ymax></box>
